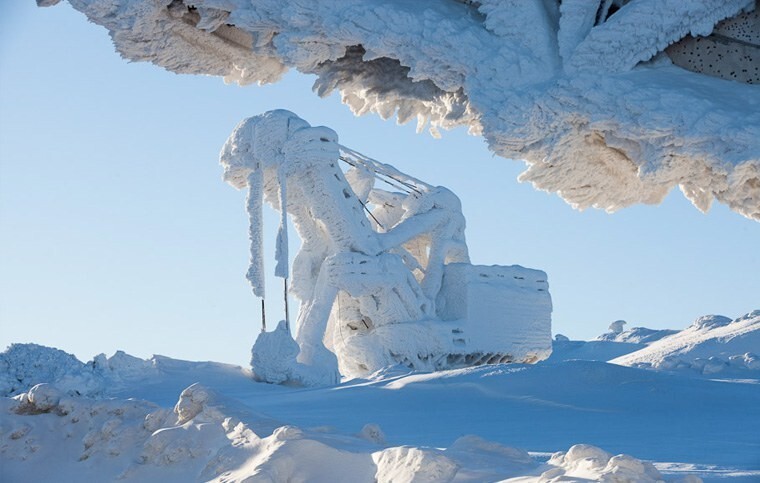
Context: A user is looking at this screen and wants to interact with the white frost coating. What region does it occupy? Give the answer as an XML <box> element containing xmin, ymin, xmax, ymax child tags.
<box><xmin>565</xmin><ymin>0</ymin><xmax>754</xmax><ymax>73</ymax></box>
<box><xmin>45</xmin><ymin>0</ymin><xmax>760</xmax><ymax>220</ymax></box>
<box><xmin>274</xmin><ymin>164</ymin><xmax>289</xmax><ymax>279</ymax></box>
<box><xmin>221</xmin><ymin>111</ymin><xmax>551</xmax><ymax>385</ymax></box>
<box><xmin>246</xmin><ymin>170</ymin><xmax>265</xmax><ymax>298</ymax></box>
<box><xmin>558</xmin><ymin>0</ymin><xmax>601</xmax><ymax>63</ymax></box>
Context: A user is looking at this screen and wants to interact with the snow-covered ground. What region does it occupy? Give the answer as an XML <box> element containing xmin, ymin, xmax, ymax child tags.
<box><xmin>2</xmin><ymin>311</ymin><xmax>759</xmax><ymax>482</ymax></box>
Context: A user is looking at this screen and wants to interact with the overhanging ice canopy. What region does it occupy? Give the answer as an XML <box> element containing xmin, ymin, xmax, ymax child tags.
<box><xmin>41</xmin><ymin>0</ymin><xmax>760</xmax><ymax>220</ymax></box>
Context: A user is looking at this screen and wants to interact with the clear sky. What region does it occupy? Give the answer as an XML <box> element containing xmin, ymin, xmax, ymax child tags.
<box><xmin>1</xmin><ymin>2</ymin><xmax>758</xmax><ymax>367</ymax></box>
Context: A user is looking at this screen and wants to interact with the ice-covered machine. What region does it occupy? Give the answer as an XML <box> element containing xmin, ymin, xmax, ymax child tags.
<box><xmin>221</xmin><ymin>110</ymin><xmax>551</xmax><ymax>385</ymax></box>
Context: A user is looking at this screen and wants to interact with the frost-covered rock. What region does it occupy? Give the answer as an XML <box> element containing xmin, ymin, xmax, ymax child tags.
<box><xmin>41</xmin><ymin>0</ymin><xmax>760</xmax><ymax>220</ymax></box>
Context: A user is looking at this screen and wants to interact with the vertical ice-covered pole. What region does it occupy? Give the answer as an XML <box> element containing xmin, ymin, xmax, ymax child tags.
<box><xmin>246</xmin><ymin>168</ymin><xmax>266</xmax><ymax>329</ymax></box>
<box><xmin>274</xmin><ymin>163</ymin><xmax>290</xmax><ymax>331</ymax></box>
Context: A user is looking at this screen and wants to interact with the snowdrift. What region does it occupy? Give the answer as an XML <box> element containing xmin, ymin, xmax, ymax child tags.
<box><xmin>38</xmin><ymin>0</ymin><xmax>760</xmax><ymax>220</ymax></box>
<box><xmin>1</xmin><ymin>380</ymin><xmax>671</xmax><ymax>482</ymax></box>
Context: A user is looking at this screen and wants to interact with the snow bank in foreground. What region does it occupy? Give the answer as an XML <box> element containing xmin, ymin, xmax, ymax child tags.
<box><xmin>3</xmin><ymin>342</ymin><xmax>760</xmax><ymax>480</ymax></box>
<box><xmin>612</xmin><ymin>310</ymin><xmax>760</xmax><ymax>376</ymax></box>
<box><xmin>42</xmin><ymin>0</ymin><xmax>760</xmax><ymax>219</ymax></box>
<box><xmin>1</xmin><ymin>380</ymin><xmax>683</xmax><ymax>482</ymax></box>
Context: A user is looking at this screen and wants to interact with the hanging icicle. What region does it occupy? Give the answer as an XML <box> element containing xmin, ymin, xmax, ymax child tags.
<box><xmin>274</xmin><ymin>163</ymin><xmax>289</xmax><ymax>279</ymax></box>
<box><xmin>274</xmin><ymin>162</ymin><xmax>291</xmax><ymax>331</ymax></box>
<box><xmin>246</xmin><ymin>168</ymin><xmax>265</xmax><ymax>299</ymax></box>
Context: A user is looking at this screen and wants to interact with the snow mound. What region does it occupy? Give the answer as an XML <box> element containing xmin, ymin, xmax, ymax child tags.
<box><xmin>0</xmin><ymin>344</ymin><xmax>247</xmax><ymax>399</ymax></box>
<box><xmin>546</xmin><ymin>444</ymin><xmax>664</xmax><ymax>482</ymax></box>
<box><xmin>548</xmin><ymin>339</ymin><xmax>645</xmax><ymax>363</ymax></box>
<box><xmin>611</xmin><ymin>310</ymin><xmax>760</xmax><ymax>376</ymax></box>
<box><xmin>1</xmin><ymin>380</ymin><xmax>685</xmax><ymax>482</ymax></box>
<box><xmin>0</xmin><ymin>343</ymin><xmax>99</xmax><ymax>397</ymax></box>
<box><xmin>41</xmin><ymin>0</ymin><xmax>760</xmax><ymax>220</ymax></box>
<box><xmin>596</xmin><ymin>324</ymin><xmax>679</xmax><ymax>344</ymax></box>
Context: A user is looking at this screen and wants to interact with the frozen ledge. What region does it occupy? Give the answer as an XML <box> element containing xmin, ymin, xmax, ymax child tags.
<box><xmin>44</xmin><ymin>0</ymin><xmax>760</xmax><ymax>220</ymax></box>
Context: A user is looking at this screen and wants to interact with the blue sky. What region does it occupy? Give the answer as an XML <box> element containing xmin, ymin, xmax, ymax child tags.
<box><xmin>1</xmin><ymin>2</ymin><xmax>758</xmax><ymax>366</ymax></box>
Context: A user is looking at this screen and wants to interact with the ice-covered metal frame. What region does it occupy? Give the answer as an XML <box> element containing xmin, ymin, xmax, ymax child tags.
<box><xmin>221</xmin><ymin>110</ymin><xmax>552</xmax><ymax>385</ymax></box>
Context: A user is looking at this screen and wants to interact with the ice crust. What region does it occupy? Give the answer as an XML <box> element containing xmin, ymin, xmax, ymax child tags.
<box><xmin>42</xmin><ymin>0</ymin><xmax>760</xmax><ymax>220</ymax></box>
<box><xmin>220</xmin><ymin>110</ymin><xmax>552</xmax><ymax>385</ymax></box>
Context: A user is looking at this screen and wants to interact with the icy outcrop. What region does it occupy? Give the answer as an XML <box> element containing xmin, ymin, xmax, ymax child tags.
<box><xmin>612</xmin><ymin>310</ymin><xmax>760</xmax><ymax>376</ymax></box>
<box><xmin>40</xmin><ymin>0</ymin><xmax>760</xmax><ymax>220</ymax></box>
<box><xmin>221</xmin><ymin>110</ymin><xmax>552</xmax><ymax>385</ymax></box>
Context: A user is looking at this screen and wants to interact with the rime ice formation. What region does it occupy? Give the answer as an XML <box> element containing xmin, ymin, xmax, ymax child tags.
<box><xmin>39</xmin><ymin>0</ymin><xmax>760</xmax><ymax>220</ymax></box>
<box><xmin>220</xmin><ymin>110</ymin><xmax>552</xmax><ymax>385</ymax></box>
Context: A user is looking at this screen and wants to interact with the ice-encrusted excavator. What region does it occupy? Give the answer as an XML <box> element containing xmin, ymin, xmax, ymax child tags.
<box><xmin>221</xmin><ymin>110</ymin><xmax>551</xmax><ymax>385</ymax></box>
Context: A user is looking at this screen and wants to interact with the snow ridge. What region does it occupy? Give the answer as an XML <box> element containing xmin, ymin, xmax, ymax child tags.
<box><xmin>612</xmin><ymin>310</ymin><xmax>760</xmax><ymax>375</ymax></box>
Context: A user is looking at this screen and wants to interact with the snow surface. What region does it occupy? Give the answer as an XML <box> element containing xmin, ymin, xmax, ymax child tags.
<box><xmin>2</xmin><ymin>339</ymin><xmax>760</xmax><ymax>482</ymax></box>
<box><xmin>41</xmin><ymin>0</ymin><xmax>760</xmax><ymax>220</ymax></box>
